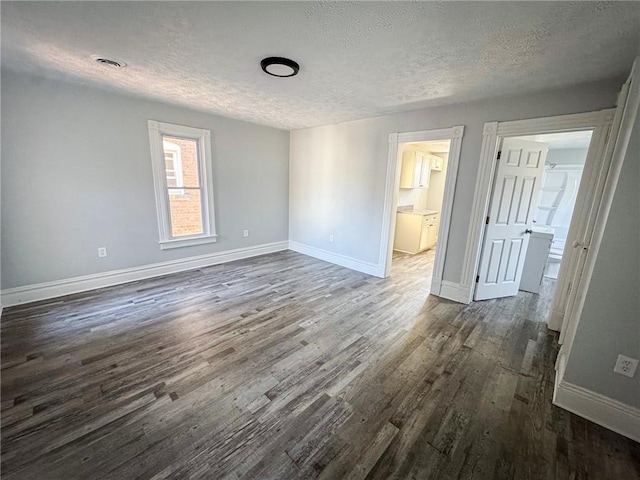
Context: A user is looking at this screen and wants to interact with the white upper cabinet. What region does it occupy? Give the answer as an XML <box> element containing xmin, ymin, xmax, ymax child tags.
<box><xmin>430</xmin><ymin>155</ymin><xmax>444</xmax><ymax>171</ymax></box>
<box><xmin>399</xmin><ymin>150</ymin><xmax>431</xmax><ymax>188</ymax></box>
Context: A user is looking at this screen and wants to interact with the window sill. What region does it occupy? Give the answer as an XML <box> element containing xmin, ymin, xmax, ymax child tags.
<box><xmin>159</xmin><ymin>235</ymin><xmax>218</xmax><ymax>250</ymax></box>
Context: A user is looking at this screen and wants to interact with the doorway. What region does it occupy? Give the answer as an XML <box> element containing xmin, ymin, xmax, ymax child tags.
<box><xmin>516</xmin><ymin>131</ymin><xmax>592</xmax><ymax>284</ymax></box>
<box><xmin>474</xmin><ymin>130</ymin><xmax>593</xmax><ymax>301</ymax></box>
<box><xmin>460</xmin><ymin>108</ymin><xmax>617</xmax><ymax>322</ymax></box>
<box><xmin>391</xmin><ymin>140</ymin><xmax>451</xmax><ymax>285</ymax></box>
<box><xmin>380</xmin><ymin>126</ymin><xmax>465</xmax><ymax>296</ymax></box>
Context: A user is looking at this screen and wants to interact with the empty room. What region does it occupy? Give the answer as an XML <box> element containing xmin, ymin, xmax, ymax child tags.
<box><xmin>2</xmin><ymin>2</ymin><xmax>639</xmax><ymax>479</ymax></box>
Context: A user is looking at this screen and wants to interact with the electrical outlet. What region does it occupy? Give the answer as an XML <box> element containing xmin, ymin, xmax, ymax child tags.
<box><xmin>329</xmin><ymin>234</ymin><xmax>334</xmax><ymax>243</ymax></box>
<box><xmin>243</xmin><ymin>230</ymin><xmax>249</xmax><ymax>237</ymax></box>
<box><xmin>613</xmin><ymin>354</ymin><xmax>638</xmax><ymax>378</ymax></box>
<box><xmin>97</xmin><ymin>247</ymin><xmax>108</xmax><ymax>258</ymax></box>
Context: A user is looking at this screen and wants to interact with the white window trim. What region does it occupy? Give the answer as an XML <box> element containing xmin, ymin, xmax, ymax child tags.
<box><xmin>148</xmin><ymin>120</ymin><xmax>218</xmax><ymax>249</ymax></box>
<box><xmin>163</xmin><ymin>140</ymin><xmax>185</xmax><ymax>195</ymax></box>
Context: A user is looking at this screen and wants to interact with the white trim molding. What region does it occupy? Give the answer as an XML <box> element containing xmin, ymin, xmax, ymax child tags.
<box><xmin>438</xmin><ymin>281</ymin><xmax>473</xmax><ymax>304</ymax></box>
<box><xmin>148</xmin><ymin>120</ymin><xmax>218</xmax><ymax>249</ymax></box>
<box><xmin>289</xmin><ymin>241</ymin><xmax>385</xmax><ymax>278</ymax></box>
<box><xmin>460</xmin><ymin>121</ymin><xmax>499</xmax><ymax>296</ymax></box>
<box><xmin>556</xmin><ymin>63</ymin><xmax>639</xmax><ymax>354</ymax></box>
<box><xmin>380</xmin><ymin>126</ymin><xmax>465</xmax><ymax>299</ymax></box>
<box><xmin>159</xmin><ymin>236</ymin><xmax>218</xmax><ymax>250</ymax></box>
<box><xmin>554</xmin><ymin>378</ymin><xmax>640</xmax><ymax>443</ymax></box>
<box><xmin>1</xmin><ymin>242</ymin><xmax>289</xmax><ymax>307</ymax></box>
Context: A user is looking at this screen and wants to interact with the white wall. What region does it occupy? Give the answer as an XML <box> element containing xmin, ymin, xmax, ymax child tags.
<box><xmin>1</xmin><ymin>70</ymin><xmax>290</xmax><ymax>289</ymax></box>
<box><xmin>396</xmin><ymin>144</ymin><xmax>429</xmax><ymax>210</ymax></box>
<box><xmin>563</xmin><ymin>108</ymin><xmax>640</xmax><ymax>408</ymax></box>
<box><xmin>289</xmin><ymin>79</ymin><xmax>622</xmax><ymax>282</ymax></box>
<box><xmin>397</xmin><ymin>188</ymin><xmax>428</xmax><ymax>211</ymax></box>
<box><xmin>425</xmin><ymin>153</ymin><xmax>448</xmax><ymax>213</ymax></box>
<box><xmin>535</xmin><ymin>148</ymin><xmax>588</xmax><ymax>244</ymax></box>
<box><xmin>396</xmin><ymin>144</ymin><xmax>448</xmax><ymax>213</ymax></box>
<box><xmin>546</xmin><ymin>147</ymin><xmax>589</xmax><ymax>166</ymax></box>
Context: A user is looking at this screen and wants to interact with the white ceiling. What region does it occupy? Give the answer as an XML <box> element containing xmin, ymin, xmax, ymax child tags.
<box><xmin>2</xmin><ymin>2</ymin><xmax>639</xmax><ymax>130</ymax></box>
<box><xmin>409</xmin><ymin>140</ymin><xmax>451</xmax><ymax>154</ymax></box>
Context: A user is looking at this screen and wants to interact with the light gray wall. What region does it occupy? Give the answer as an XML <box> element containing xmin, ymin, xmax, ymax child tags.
<box><xmin>0</xmin><ymin>83</ymin><xmax>2</xmax><ymax>305</ymax></box>
<box><xmin>546</xmin><ymin>147</ymin><xmax>589</xmax><ymax>166</ymax></box>
<box><xmin>1</xmin><ymin>70</ymin><xmax>290</xmax><ymax>289</ymax></box>
<box><xmin>289</xmin><ymin>79</ymin><xmax>622</xmax><ymax>283</ymax></box>
<box><xmin>564</xmin><ymin>107</ymin><xmax>640</xmax><ymax>408</ymax></box>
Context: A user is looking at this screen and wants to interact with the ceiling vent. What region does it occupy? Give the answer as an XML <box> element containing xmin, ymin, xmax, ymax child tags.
<box><xmin>90</xmin><ymin>54</ymin><xmax>127</xmax><ymax>68</ymax></box>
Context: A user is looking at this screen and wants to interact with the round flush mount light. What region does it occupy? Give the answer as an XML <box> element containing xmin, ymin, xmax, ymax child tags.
<box><xmin>90</xmin><ymin>54</ymin><xmax>127</xmax><ymax>68</ymax></box>
<box><xmin>260</xmin><ymin>57</ymin><xmax>299</xmax><ymax>77</ymax></box>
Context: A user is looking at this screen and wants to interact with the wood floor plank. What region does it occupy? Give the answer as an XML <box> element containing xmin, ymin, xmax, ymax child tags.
<box><xmin>1</xmin><ymin>249</ymin><xmax>639</xmax><ymax>479</ymax></box>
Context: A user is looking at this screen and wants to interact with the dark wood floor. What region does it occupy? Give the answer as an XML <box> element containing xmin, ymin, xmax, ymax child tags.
<box><xmin>1</xmin><ymin>250</ymin><xmax>638</xmax><ymax>479</ymax></box>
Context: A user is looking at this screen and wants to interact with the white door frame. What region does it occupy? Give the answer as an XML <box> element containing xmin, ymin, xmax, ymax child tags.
<box><xmin>556</xmin><ymin>62</ymin><xmax>638</xmax><ymax>359</ymax></box>
<box><xmin>460</xmin><ymin>108</ymin><xmax>617</xmax><ymax>313</ymax></box>
<box><xmin>380</xmin><ymin>126</ymin><xmax>465</xmax><ymax>295</ymax></box>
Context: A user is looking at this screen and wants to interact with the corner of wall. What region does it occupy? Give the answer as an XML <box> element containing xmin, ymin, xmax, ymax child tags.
<box><xmin>436</xmin><ymin>281</ymin><xmax>472</xmax><ymax>304</ymax></box>
<box><xmin>288</xmin><ymin>241</ymin><xmax>385</xmax><ymax>278</ymax></box>
<box><xmin>553</xmin><ymin>376</ymin><xmax>640</xmax><ymax>443</ymax></box>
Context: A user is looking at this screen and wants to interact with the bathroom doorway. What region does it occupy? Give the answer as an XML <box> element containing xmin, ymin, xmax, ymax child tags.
<box><xmin>519</xmin><ymin>131</ymin><xmax>592</xmax><ymax>284</ymax></box>
<box><xmin>474</xmin><ymin>129</ymin><xmax>594</xmax><ymax>301</ymax></box>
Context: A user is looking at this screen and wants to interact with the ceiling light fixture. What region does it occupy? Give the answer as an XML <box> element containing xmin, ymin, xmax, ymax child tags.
<box><xmin>260</xmin><ymin>57</ymin><xmax>299</xmax><ymax>78</ymax></box>
<box><xmin>90</xmin><ymin>54</ymin><xmax>127</xmax><ymax>68</ymax></box>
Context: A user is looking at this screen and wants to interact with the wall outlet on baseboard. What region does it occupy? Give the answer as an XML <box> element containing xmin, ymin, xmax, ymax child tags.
<box><xmin>97</xmin><ymin>247</ymin><xmax>108</xmax><ymax>258</ymax></box>
<box><xmin>329</xmin><ymin>234</ymin><xmax>334</xmax><ymax>243</ymax></box>
<box><xmin>613</xmin><ymin>354</ymin><xmax>638</xmax><ymax>378</ymax></box>
<box><xmin>243</xmin><ymin>230</ymin><xmax>249</xmax><ymax>237</ymax></box>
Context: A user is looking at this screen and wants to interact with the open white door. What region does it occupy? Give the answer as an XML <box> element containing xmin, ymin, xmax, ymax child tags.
<box><xmin>475</xmin><ymin>138</ymin><xmax>548</xmax><ymax>300</ymax></box>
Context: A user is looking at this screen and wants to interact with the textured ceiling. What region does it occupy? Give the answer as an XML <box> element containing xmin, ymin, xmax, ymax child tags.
<box><xmin>2</xmin><ymin>2</ymin><xmax>639</xmax><ymax>130</ymax></box>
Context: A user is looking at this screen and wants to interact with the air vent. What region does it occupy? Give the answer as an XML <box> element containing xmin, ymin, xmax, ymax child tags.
<box><xmin>90</xmin><ymin>54</ymin><xmax>127</xmax><ymax>68</ymax></box>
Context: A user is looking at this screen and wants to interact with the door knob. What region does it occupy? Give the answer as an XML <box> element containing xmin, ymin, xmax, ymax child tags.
<box><xmin>524</xmin><ymin>229</ymin><xmax>533</xmax><ymax>234</ymax></box>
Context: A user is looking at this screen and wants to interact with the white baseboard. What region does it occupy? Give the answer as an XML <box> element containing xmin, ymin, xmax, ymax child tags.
<box><xmin>288</xmin><ymin>241</ymin><xmax>385</xmax><ymax>278</ymax></box>
<box><xmin>1</xmin><ymin>241</ymin><xmax>289</xmax><ymax>307</ymax></box>
<box><xmin>437</xmin><ymin>280</ymin><xmax>472</xmax><ymax>304</ymax></box>
<box><xmin>555</xmin><ymin>349</ymin><xmax>567</xmax><ymax>380</ymax></box>
<box><xmin>430</xmin><ymin>278</ymin><xmax>442</xmax><ymax>296</ymax></box>
<box><xmin>547</xmin><ymin>306</ymin><xmax>564</xmax><ymax>332</ymax></box>
<box><xmin>554</xmin><ymin>378</ymin><xmax>640</xmax><ymax>443</ymax></box>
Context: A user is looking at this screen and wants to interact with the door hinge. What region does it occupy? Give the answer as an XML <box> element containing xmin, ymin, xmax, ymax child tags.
<box><xmin>497</xmin><ymin>151</ymin><xmax>501</xmax><ymax>160</ymax></box>
<box><xmin>476</xmin><ymin>275</ymin><xmax>480</xmax><ymax>283</ymax></box>
<box><xmin>485</xmin><ymin>216</ymin><xmax>490</xmax><ymax>225</ymax></box>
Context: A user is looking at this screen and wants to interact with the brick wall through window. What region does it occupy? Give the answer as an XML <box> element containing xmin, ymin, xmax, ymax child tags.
<box><xmin>163</xmin><ymin>136</ymin><xmax>204</xmax><ymax>237</ymax></box>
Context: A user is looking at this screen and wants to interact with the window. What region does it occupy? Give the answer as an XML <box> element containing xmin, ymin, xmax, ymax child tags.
<box><xmin>163</xmin><ymin>141</ymin><xmax>184</xmax><ymax>194</ymax></box>
<box><xmin>148</xmin><ymin>121</ymin><xmax>217</xmax><ymax>249</ymax></box>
